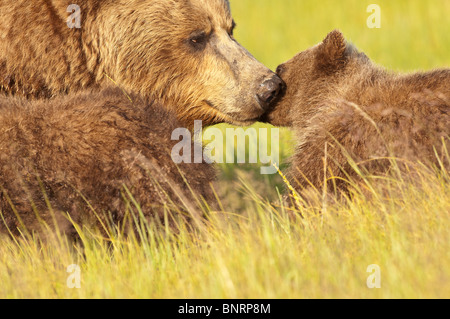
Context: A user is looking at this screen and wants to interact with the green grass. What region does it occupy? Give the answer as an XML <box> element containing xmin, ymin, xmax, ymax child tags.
<box><xmin>1</xmin><ymin>0</ymin><xmax>449</xmax><ymax>299</ymax></box>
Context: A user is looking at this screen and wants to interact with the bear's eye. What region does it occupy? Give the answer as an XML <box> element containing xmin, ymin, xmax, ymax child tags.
<box><xmin>276</xmin><ymin>65</ymin><xmax>285</xmax><ymax>76</ymax></box>
<box><xmin>189</xmin><ymin>32</ymin><xmax>208</xmax><ymax>50</ymax></box>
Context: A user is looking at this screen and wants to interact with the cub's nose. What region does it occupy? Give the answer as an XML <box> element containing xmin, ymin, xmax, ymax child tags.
<box><xmin>256</xmin><ymin>75</ymin><xmax>286</xmax><ymax>110</ymax></box>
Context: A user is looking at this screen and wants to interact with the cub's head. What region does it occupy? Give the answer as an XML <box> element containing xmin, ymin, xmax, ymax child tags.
<box><xmin>99</xmin><ymin>0</ymin><xmax>284</xmax><ymax>127</ymax></box>
<box><xmin>263</xmin><ymin>30</ymin><xmax>370</xmax><ymax>127</ymax></box>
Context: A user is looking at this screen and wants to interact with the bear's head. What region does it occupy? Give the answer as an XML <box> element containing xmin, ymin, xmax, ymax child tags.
<box><xmin>262</xmin><ymin>30</ymin><xmax>370</xmax><ymax>127</ymax></box>
<box><xmin>92</xmin><ymin>0</ymin><xmax>284</xmax><ymax>127</ymax></box>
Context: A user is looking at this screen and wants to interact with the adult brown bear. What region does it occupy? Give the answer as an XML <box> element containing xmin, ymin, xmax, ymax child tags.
<box><xmin>0</xmin><ymin>0</ymin><xmax>284</xmax><ymax>127</ymax></box>
<box><xmin>0</xmin><ymin>0</ymin><xmax>285</xmax><ymax>238</ymax></box>
<box><xmin>264</xmin><ymin>30</ymin><xmax>449</xmax><ymax>194</ymax></box>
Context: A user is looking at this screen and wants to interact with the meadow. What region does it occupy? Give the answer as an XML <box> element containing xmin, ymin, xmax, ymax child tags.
<box><xmin>0</xmin><ymin>0</ymin><xmax>449</xmax><ymax>299</ymax></box>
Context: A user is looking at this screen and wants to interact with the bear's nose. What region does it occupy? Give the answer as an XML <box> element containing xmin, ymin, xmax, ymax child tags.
<box><xmin>256</xmin><ymin>75</ymin><xmax>286</xmax><ymax>110</ymax></box>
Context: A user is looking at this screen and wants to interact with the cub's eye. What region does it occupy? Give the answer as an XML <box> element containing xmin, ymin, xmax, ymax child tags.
<box><xmin>189</xmin><ymin>32</ymin><xmax>208</xmax><ymax>50</ymax></box>
<box><xmin>276</xmin><ymin>65</ymin><xmax>285</xmax><ymax>75</ymax></box>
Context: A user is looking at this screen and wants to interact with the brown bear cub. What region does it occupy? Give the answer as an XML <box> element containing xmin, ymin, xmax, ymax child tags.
<box><xmin>0</xmin><ymin>88</ymin><xmax>215</xmax><ymax>240</ymax></box>
<box><xmin>264</xmin><ymin>30</ymin><xmax>449</xmax><ymax>194</ymax></box>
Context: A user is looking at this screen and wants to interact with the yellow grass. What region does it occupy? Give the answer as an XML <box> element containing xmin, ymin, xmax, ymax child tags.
<box><xmin>1</xmin><ymin>164</ymin><xmax>449</xmax><ymax>298</ymax></box>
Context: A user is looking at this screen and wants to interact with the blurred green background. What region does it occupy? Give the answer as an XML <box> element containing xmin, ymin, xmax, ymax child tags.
<box><xmin>231</xmin><ymin>0</ymin><xmax>450</xmax><ymax>71</ymax></box>
<box><xmin>213</xmin><ymin>0</ymin><xmax>450</xmax><ymax>207</ymax></box>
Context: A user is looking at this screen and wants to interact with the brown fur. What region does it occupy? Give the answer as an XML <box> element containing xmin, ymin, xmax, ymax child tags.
<box><xmin>265</xmin><ymin>30</ymin><xmax>450</xmax><ymax>193</ymax></box>
<box><xmin>0</xmin><ymin>88</ymin><xmax>216</xmax><ymax>239</ymax></box>
<box><xmin>0</xmin><ymin>0</ymin><xmax>280</xmax><ymax>127</ymax></box>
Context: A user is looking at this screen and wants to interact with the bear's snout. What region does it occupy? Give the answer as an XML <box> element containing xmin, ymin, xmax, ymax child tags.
<box><xmin>256</xmin><ymin>75</ymin><xmax>286</xmax><ymax>110</ymax></box>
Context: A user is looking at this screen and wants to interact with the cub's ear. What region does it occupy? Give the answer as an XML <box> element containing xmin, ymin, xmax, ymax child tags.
<box><xmin>315</xmin><ymin>30</ymin><xmax>348</xmax><ymax>74</ymax></box>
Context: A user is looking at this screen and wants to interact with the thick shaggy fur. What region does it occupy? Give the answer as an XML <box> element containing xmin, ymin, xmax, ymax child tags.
<box><xmin>265</xmin><ymin>30</ymin><xmax>450</xmax><ymax>193</ymax></box>
<box><xmin>0</xmin><ymin>88</ymin><xmax>216</xmax><ymax>239</ymax></box>
<box><xmin>0</xmin><ymin>0</ymin><xmax>279</xmax><ymax>126</ymax></box>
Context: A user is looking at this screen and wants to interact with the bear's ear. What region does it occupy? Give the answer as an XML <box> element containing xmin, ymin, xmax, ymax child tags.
<box><xmin>315</xmin><ymin>30</ymin><xmax>348</xmax><ymax>74</ymax></box>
